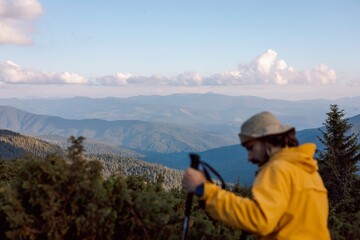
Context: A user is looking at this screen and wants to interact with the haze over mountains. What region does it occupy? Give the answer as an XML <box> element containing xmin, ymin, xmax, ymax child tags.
<box><xmin>1</xmin><ymin>93</ymin><xmax>359</xmax><ymax>136</ymax></box>
<box><xmin>1</xmin><ymin>93</ymin><xmax>359</xmax><ymax>185</ymax></box>
<box><xmin>0</xmin><ymin>106</ymin><xmax>234</xmax><ymax>153</ymax></box>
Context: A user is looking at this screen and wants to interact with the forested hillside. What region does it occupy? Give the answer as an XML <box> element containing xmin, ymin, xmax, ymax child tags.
<box><xmin>0</xmin><ymin>129</ymin><xmax>184</xmax><ymax>190</ymax></box>
<box><xmin>0</xmin><ymin>129</ymin><xmax>64</xmax><ymax>159</ymax></box>
<box><xmin>90</xmin><ymin>154</ymin><xmax>184</xmax><ymax>190</ymax></box>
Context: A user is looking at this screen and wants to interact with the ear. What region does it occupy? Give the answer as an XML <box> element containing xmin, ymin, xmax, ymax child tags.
<box><xmin>265</xmin><ymin>142</ymin><xmax>281</xmax><ymax>157</ymax></box>
<box><xmin>265</xmin><ymin>142</ymin><xmax>281</xmax><ymax>158</ymax></box>
<box><xmin>265</xmin><ymin>142</ymin><xmax>273</xmax><ymax>156</ymax></box>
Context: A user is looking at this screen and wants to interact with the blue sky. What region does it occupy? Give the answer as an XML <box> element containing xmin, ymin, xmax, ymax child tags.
<box><xmin>0</xmin><ymin>0</ymin><xmax>359</xmax><ymax>100</ymax></box>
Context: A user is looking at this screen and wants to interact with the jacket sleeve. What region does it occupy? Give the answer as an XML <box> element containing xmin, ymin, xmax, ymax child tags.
<box><xmin>199</xmin><ymin>162</ymin><xmax>291</xmax><ymax>235</ymax></box>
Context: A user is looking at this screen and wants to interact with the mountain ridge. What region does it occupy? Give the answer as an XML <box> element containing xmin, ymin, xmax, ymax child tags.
<box><xmin>1</xmin><ymin>93</ymin><xmax>359</xmax><ymax>133</ymax></box>
<box><xmin>0</xmin><ymin>105</ymin><xmax>235</xmax><ymax>153</ymax></box>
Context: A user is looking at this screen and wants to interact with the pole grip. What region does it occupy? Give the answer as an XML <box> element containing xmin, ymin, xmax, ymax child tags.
<box><xmin>184</xmin><ymin>154</ymin><xmax>200</xmax><ymax>217</ymax></box>
<box><xmin>189</xmin><ymin>153</ymin><xmax>200</xmax><ymax>169</ymax></box>
<box><xmin>182</xmin><ymin>153</ymin><xmax>201</xmax><ymax>240</ymax></box>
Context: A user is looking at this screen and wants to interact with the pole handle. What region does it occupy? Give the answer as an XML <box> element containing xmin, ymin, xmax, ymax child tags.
<box><xmin>182</xmin><ymin>153</ymin><xmax>200</xmax><ymax>240</ymax></box>
<box><xmin>189</xmin><ymin>153</ymin><xmax>200</xmax><ymax>169</ymax></box>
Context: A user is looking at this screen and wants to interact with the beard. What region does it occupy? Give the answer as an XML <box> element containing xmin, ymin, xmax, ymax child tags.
<box><xmin>249</xmin><ymin>146</ymin><xmax>270</xmax><ymax>166</ymax></box>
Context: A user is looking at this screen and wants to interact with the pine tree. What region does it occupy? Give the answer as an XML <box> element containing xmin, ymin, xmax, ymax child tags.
<box><xmin>317</xmin><ymin>104</ymin><xmax>360</xmax><ymax>239</ymax></box>
<box><xmin>67</xmin><ymin>136</ymin><xmax>86</xmax><ymax>162</ymax></box>
<box><xmin>318</xmin><ymin>105</ymin><xmax>360</xmax><ymax>204</ymax></box>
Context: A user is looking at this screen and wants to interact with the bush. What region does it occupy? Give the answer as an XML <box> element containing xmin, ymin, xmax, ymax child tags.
<box><xmin>0</xmin><ymin>155</ymin><xmax>115</xmax><ymax>239</ymax></box>
<box><xmin>0</xmin><ymin>136</ymin><xmax>247</xmax><ymax>239</ymax></box>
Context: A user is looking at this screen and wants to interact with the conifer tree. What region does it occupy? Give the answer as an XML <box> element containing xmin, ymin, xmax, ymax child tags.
<box><xmin>317</xmin><ymin>104</ymin><xmax>360</xmax><ymax>239</ymax></box>
<box><xmin>67</xmin><ymin>136</ymin><xmax>86</xmax><ymax>162</ymax></box>
<box><xmin>318</xmin><ymin>105</ymin><xmax>360</xmax><ymax>204</ymax></box>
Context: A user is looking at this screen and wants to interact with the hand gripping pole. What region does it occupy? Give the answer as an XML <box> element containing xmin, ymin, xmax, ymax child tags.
<box><xmin>181</xmin><ymin>153</ymin><xmax>200</xmax><ymax>240</ymax></box>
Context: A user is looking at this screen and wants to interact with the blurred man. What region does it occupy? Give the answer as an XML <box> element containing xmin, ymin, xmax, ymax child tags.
<box><xmin>182</xmin><ymin>111</ymin><xmax>330</xmax><ymax>239</ymax></box>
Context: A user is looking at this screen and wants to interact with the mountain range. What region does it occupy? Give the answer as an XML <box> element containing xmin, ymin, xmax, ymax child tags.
<box><xmin>0</xmin><ymin>106</ymin><xmax>234</xmax><ymax>153</ymax></box>
<box><xmin>1</xmin><ymin>93</ymin><xmax>359</xmax><ymax>137</ymax></box>
<box><xmin>1</xmin><ymin>93</ymin><xmax>359</xmax><ymax>185</ymax></box>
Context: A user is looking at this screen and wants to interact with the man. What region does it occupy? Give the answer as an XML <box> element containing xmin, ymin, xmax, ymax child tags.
<box><xmin>182</xmin><ymin>111</ymin><xmax>330</xmax><ymax>239</ymax></box>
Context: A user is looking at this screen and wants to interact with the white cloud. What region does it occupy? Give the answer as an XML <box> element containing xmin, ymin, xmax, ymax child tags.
<box><xmin>60</xmin><ymin>72</ymin><xmax>88</xmax><ymax>84</ymax></box>
<box><xmin>0</xmin><ymin>0</ymin><xmax>43</xmax><ymax>45</ymax></box>
<box><xmin>169</xmin><ymin>71</ymin><xmax>203</xmax><ymax>86</ymax></box>
<box><xmin>0</xmin><ymin>60</ymin><xmax>88</xmax><ymax>84</ymax></box>
<box><xmin>95</xmin><ymin>72</ymin><xmax>205</xmax><ymax>87</ymax></box>
<box><xmin>0</xmin><ymin>49</ymin><xmax>338</xmax><ymax>86</ymax></box>
<box><xmin>94</xmin><ymin>73</ymin><xmax>132</xmax><ymax>86</ymax></box>
<box><xmin>204</xmin><ymin>71</ymin><xmax>242</xmax><ymax>85</ymax></box>
<box><xmin>256</xmin><ymin>49</ymin><xmax>277</xmax><ymax>75</ymax></box>
<box><xmin>220</xmin><ymin>49</ymin><xmax>337</xmax><ymax>85</ymax></box>
<box><xmin>304</xmin><ymin>64</ymin><xmax>336</xmax><ymax>84</ymax></box>
<box><xmin>203</xmin><ymin>50</ymin><xmax>292</xmax><ymax>85</ymax></box>
<box><xmin>94</xmin><ymin>73</ymin><xmax>168</xmax><ymax>86</ymax></box>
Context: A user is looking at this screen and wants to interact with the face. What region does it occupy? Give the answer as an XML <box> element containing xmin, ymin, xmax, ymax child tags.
<box><xmin>244</xmin><ymin>140</ymin><xmax>269</xmax><ymax>167</ymax></box>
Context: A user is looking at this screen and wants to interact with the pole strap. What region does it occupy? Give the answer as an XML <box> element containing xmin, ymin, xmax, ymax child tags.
<box><xmin>199</xmin><ymin>160</ymin><xmax>226</xmax><ymax>189</ymax></box>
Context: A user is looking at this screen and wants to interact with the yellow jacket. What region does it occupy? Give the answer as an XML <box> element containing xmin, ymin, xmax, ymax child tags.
<box><xmin>200</xmin><ymin>143</ymin><xmax>331</xmax><ymax>239</ymax></box>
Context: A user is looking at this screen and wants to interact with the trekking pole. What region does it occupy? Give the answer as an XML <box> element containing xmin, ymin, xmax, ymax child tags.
<box><xmin>181</xmin><ymin>153</ymin><xmax>200</xmax><ymax>240</ymax></box>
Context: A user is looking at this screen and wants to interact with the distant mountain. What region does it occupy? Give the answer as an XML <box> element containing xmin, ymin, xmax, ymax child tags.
<box><xmin>38</xmin><ymin>135</ymin><xmax>143</xmax><ymax>159</ymax></box>
<box><xmin>1</xmin><ymin>94</ymin><xmax>359</xmax><ymax>135</ymax></box>
<box><xmin>0</xmin><ymin>106</ymin><xmax>235</xmax><ymax>153</ymax></box>
<box><xmin>0</xmin><ymin>129</ymin><xmax>64</xmax><ymax>160</ymax></box>
<box><xmin>3</xmin><ymin>111</ymin><xmax>358</xmax><ymax>186</ymax></box>
<box><xmin>348</xmin><ymin>114</ymin><xmax>360</xmax><ymax>135</ymax></box>
<box><xmin>192</xmin><ymin>145</ymin><xmax>257</xmax><ymax>186</ymax></box>
<box><xmin>1</xmin><ymin>94</ymin><xmax>359</xmax><ymax>185</ymax></box>
<box><xmin>143</xmin><ymin>114</ymin><xmax>360</xmax><ymax>185</ymax></box>
<box><xmin>141</xmin><ymin>145</ymin><xmax>256</xmax><ymax>185</ymax></box>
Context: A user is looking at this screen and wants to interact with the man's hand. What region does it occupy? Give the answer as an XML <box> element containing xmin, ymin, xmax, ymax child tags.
<box><xmin>182</xmin><ymin>168</ymin><xmax>206</xmax><ymax>193</ymax></box>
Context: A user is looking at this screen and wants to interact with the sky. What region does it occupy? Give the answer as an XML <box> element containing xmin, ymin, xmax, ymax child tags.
<box><xmin>0</xmin><ymin>0</ymin><xmax>359</xmax><ymax>100</ymax></box>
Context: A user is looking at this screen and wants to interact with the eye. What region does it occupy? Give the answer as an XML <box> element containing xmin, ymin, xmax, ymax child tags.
<box><xmin>245</xmin><ymin>145</ymin><xmax>253</xmax><ymax>151</ymax></box>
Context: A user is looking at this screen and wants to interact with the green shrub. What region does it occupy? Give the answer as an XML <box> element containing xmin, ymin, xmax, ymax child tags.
<box><xmin>0</xmin><ymin>136</ymin><xmax>247</xmax><ymax>239</ymax></box>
